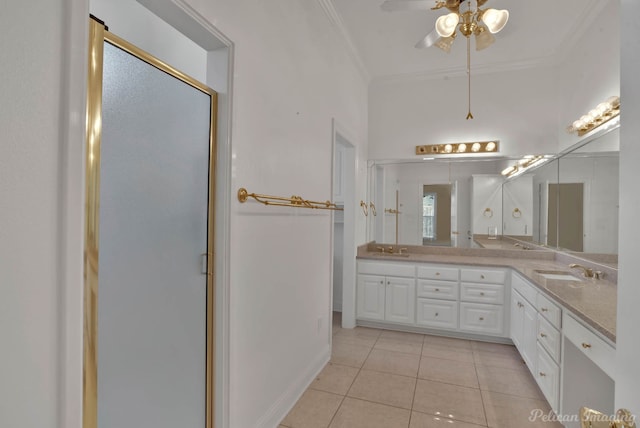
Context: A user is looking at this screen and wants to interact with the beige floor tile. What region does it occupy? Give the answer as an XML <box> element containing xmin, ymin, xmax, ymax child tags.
<box><xmin>347</xmin><ymin>369</ymin><xmax>416</xmax><ymax>409</ymax></box>
<box><xmin>418</xmin><ymin>356</ymin><xmax>479</xmax><ymax>388</ymax></box>
<box><xmin>413</xmin><ymin>379</ymin><xmax>487</xmax><ymax>426</ymax></box>
<box><xmin>379</xmin><ymin>330</ymin><xmax>425</xmax><ymax>343</ymax></box>
<box><xmin>333</xmin><ymin>332</ymin><xmax>378</xmax><ymax>348</ymax></box>
<box><xmin>476</xmin><ymin>364</ymin><xmax>544</xmax><ymax>400</ymax></box>
<box><xmin>473</xmin><ymin>349</ymin><xmax>527</xmax><ymax>371</ymax></box>
<box><xmin>310</xmin><ymin>362</ymin><xmax>359</xmax><ymax>395</ymax></box>
<box><xmin>331</xmin><ymin>341</ymin><xmax>371</xmax><ymax>368</ymax></box>
<box><xmin>375</xmin><ymin>337</ymin><xmax>424</xmax><ymax>355</ymax></box>
<box><xmin>332</xmin><ymin>326</ymin><xmax>342</xmax><ymax>335</ymax></box>
<box><xmin>281</xmin><ymin>389</ymin><xmax>343</xmax><ymax>428</ymax></box>
<box><xmin>472</xmin><ymin>341</ymin><xmax>519</xmax><ymax>356</ymax></box>
<box><xmin>363</xmin><ymin>348</ymin><xmax>421</xmax><ymax>377</ymax></box>
<box><xmin>421</xmin><ymin>342</ymin><xmax>475</xmax><ymax>363</ymax></box>
<box><xmin>423</xmin><ymin>335</ymin><xmax>473</xmax><ymax>350</ymax></box>
<box><xmin>329</xmin><ymin>397</ymin><xmax>411</xmax><ymax>428</ymax></box>
<box><xmin>481</xmin><ymin>390</ymin><xmax>563</xmax><ymax>428</ymax></box>
<box><xmin>410</xmin><ymin>411</ymin><xmax>488</xmax><ymax>427</ymax></box>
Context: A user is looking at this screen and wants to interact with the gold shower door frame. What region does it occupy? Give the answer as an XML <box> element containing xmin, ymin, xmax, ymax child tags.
<box><xmin>83</xmin><ymin>18</ymin><xmax>217</xmax><ymax>428</ymax></box>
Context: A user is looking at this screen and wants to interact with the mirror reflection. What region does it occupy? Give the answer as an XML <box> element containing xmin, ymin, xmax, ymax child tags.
<box><xmin>367</xmin><ymin>126</ymin><xmax>619</xmax><ymax>267</ymax></box>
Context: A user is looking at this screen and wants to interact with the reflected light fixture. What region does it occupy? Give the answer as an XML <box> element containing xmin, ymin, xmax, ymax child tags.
<box><xmin>416</xmin><ymin>140</ymin><xmax>499</xmax><ymax>156</ymax></box>
<box><xmin>567</xmin><ymin>96</ymin><xmax>620</xmax><ymax>137</ymax></box>
<box><xmin>413</xmin><ymin>0</ymin><xmax>509</xmax><ymax>120</ymax></box>
<box><xmin>501</xmin><ymin>155</ymin><xmax>552</xmax><ymax>178</ymax></box>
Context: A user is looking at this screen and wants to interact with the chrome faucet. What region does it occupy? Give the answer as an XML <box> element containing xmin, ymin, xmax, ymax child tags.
<box><xmin>569</xmin><ymin>263</ymin><xmax>594</xmax><ymax>278</ymax></box>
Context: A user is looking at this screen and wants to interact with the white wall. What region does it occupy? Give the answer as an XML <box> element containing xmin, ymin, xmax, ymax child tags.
<box><xmin>369</xmin><ymin>66</ymin><xmax>561</xmax><ymax>160</ymax></box>
<box><xmin>616</xmin><ymin>0</ymin><xmax>640</xmax><ymax>413</ymax></box>
<box><xmin>472</xmin><ymin>175</ymin><xmax>504</xmax><ymax>237</ymax></box>
<box><xmin>0</xmin><ymin>2</ymin><xmax>68</xmax><ymax>428</ymax></box>
<box><xmin>503</xmin><ymin>175</ymin><xmax>534</xmax><ymax>237</ymax></box>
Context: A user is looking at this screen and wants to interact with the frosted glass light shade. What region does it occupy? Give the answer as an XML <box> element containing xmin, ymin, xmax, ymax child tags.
<box><xmin>475</xmin><ymin>25</ymin><xmax>495</xmax><ymax>51</ymax></box>
<box><xmin>482</xmin><ymin>8</ymin><xmax>509</xmax><ymax>34</ymax></box>
<box><xmin>436</xmin><ymin>13</ymin><xmax>460</xmax><ymax>37</ymax></box>
<box><xmin>435</xmin><ymin>36</ymin><xmax>455</xmax><ymax>53</ymax></box>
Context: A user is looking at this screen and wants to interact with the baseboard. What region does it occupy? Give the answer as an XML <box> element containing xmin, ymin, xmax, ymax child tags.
<box><xmin>254</xmin><ymin>347</ymin><xmax>331</xmax><ymax>428</ymax></box>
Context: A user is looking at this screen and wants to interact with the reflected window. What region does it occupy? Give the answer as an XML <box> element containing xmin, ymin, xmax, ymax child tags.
<box><xmin>423</xmin><ymin>192</ymin><xmax>437</xmax><ymax>240</ymax></box>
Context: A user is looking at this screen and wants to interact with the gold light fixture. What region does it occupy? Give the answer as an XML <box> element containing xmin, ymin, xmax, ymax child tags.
<box><xmin>416</xmin><ymin>140</ymin><xmax>498</xmax><ymax>156</ymax></box>
<box><xmin>501</xmin><ymin>155</ymin><xmax>553</xmax><ymax>178</ymax></box>
<box><xmin>416</xmin><ymin>0</ymin><xmax>509</xmax><ymax>120</ymax></box>
<box><xmin>567</xmin><ymin>96</ymin><xmax>620</xmax><ymax>136</ymax></box>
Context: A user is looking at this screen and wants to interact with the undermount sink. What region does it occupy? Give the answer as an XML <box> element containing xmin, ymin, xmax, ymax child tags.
<box><xmin>534</xmin><ymin>270</ymin><xmax>583</xmax><ymax>281</ymax></box>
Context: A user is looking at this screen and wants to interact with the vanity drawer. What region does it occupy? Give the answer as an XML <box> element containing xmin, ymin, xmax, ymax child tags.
<box><xmin>536</xmin><ymin>292</ymin><xmax>561</xmax><ymax>329</ymax></box>
<box><xmin>416</xmin><ymin>298</ymin><xmax>458</xmax><ymax>330</ymax></box>
<box><xmin>460</xmin><ymin>283</ymin><xmax>504</xmax><ymax>304</ymax></box>
<box><xmin>417</xmin><ymin>265</ymin><xmax>459</xmax><ymax>282</ymax></box>
<box><xmin>459</xmin><ymin>302</ymin><xmax>504</xmax><ymax>335</ymax></box>
<box><xmin>358</xmin><ymin>261</ymin><xmax>415</xmax><ymax>278</ymax></box>
<box><xmin>536</xmin><ymin>342</ymin><xmax>560</xmax><ymax>413</ymax></box>
<box><xmin>511</xmin><ymin>272</ymin><xmax>538</xmax><ymax>305</ymax></box>
<box><xmin>537</xmin><ymin>314</ymin><xmax>561</xmax><ymax>363</ymax></box>
<box><xmin>417</xmin><ymin>279</ymin><xmax>458</xmax><ymax>300</ymax></box>
<box><xmin>461</xmin><ymin>268</ymin><xmax>506</xmax><ymax>284</ymax></box>
<box><xmin>563</xmin><ymin>314</ymin><xmax>616</xmax><ymax>379</ymax></box>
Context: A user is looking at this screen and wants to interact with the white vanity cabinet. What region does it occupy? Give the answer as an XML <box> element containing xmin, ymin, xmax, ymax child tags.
<box><xmin>357</xmin><ymin>262</ymin><xmax>415</xmax><ymax>324</ymax></box>
<box><xmin>511</xmin><ymin>272</ymin><xmax>562</xmax><ymax>413</ymax></box>
<box><xmin>459</xmin><ymin>267</ymin><xmax>507</xmax><ymax>336</ymax></box>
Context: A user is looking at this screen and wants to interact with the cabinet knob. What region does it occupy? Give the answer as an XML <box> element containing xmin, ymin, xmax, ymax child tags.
<box><xmin>517</xmin><ymin>302</ymin><xmax>523</xmax><ymax>308</ymax></box>
<box><xmin>479</xmin><ymin>317</ymin><xmax>484</xmax><ymax>321</ymax></box>
<box><xmin>539</xmin><ymin>372</ymin><xmax>546</xmax><ymax>377</ymax></box>
<box><xmin>582</xmin><ymin>342</ymin><xmax>592</xmax><ymax>349</ymax></box>
<box><xmin>481</xmin><ymin>274</ymin><xmax>485</xmax><ymax>279</ymax></box>
<box><xmin>480</xmin><ymin>292</ymin><xmax>485</xmax><ymax>296</ymax></box>
<box><xmin>435</xmin><ymin>272</ymin><xmax>440</xmax><ymax>276</ymax></box>
<box><xmin>435</xmin><ymin>288</ymin><xmax>440</xmax><ymax>292</ymax></box>
<box><xmin>541</xmin><ymin>308</ymin><xmax>549</xmax><ymax>312</ymax></box>
<box><xmin>380</xmin><ymin>280</ymin><xmax>384</xmax><ymax>284</ymax></box>
<box><xmin>540</xmin><ymin>332</ymin><xmax>547</xmax><ymax>338</ymax></box>
<box><xmin>435</xmin><ymin>312</ymin><xmax>439</xmax><ymax>317</ymax></box>
<box><xmin>387</xmin><ymin>281</ymin><xmax>390</xmax><ymax>285</ymax></box>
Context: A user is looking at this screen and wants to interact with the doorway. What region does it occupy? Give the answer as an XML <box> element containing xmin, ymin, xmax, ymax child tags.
<box><xmin>548</xmin><ymin>183</ymin><xmax>584</xmax><ymax>251</ymax></box>
<box><xmin>422</xmin><ymin>184</ymin><xmax>452</xmax><ymax>246</ymax></box>
<box><xmin>83</xmin><ymin>19</ymin><xmax>217</xmax><ymax>428</ymax></box>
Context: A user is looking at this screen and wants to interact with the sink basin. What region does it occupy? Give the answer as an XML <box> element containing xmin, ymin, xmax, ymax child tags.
<box><xmin>370</xmin><ymin>252</ymin><xmax>411</xmax><ymax>258</ymax></box>
<box><xmin>534</xmin><ymin>270</ymin><xmax>583</xmax><ymax>281</ymax></box>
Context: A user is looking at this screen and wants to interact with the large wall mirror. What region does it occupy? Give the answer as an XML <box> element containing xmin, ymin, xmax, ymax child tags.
<box><xmin>502</xmin><ymin>126</ymin><xmax>619</xmax><ymax>267</ymax></box>
<box><xmin>366</xmin><ymin>125</ymin><xmax>619</xmax><ymax>268</ymax></box>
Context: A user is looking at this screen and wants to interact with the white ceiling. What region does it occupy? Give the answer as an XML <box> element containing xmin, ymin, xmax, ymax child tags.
<box><xmin>329</xmin><ymin>0</ymin><xmax>609</xmax><ymax>81</ymax></box>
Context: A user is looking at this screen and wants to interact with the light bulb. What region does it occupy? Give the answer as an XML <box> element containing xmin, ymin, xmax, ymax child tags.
<box><xmin>595</xmin><ymin>102</ymin><xmax>609</xmax><ymax>117</ymax></box>
<box><xmin>580</xmin><ymin>114</ymin><xmax>591</xmax><ymax>125</ymax></box>
<box><xmin>457</xmin><ymin>143</ymin><xmax>467</xmax><ymax>153</ymax></box>
<box><xmin>485</xmin><ymin>142</ymin><xmax>496</xmax><ymax>151</ymax></box>
<box><xmin>444</xmin><ymin>144</ymin><xmax>453</xmax><ymax>153</ymax></box>
<box><xmin>573</xmin><ymin>119</ymin><xmax>585</xmax><ymax>130</ymax></box>
<box><xmin>471</xmin><ymin>143</ymin><xmax>481</xmax><ymax>152</ymax></box>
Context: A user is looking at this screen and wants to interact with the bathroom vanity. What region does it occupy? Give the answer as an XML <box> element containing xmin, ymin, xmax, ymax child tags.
<box><xmin>356</xmin><ymin>244</ymin><xmax>617</xmax><ymax>424</ymax></box>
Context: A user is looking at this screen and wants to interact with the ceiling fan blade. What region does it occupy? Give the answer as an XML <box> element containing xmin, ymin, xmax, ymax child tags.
<box><xmin>381</xmin><ymin>0</ymin><xmax>434</xmax><ymax>12</ymax></box>
<box><xmin>415</xmin><ymin>28</ymin><xmax>440</xmax><ymax>48</ymax></box>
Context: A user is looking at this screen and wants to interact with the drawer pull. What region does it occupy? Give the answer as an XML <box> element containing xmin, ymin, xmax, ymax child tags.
<box><xmin>481</xmin><ymin>274</ymin><xmax>485</xmax><ymax>279</ymax></box>
<box><xmin>479</xmin><ymin>317</ymin><xmax>484</xmax><ymax>321</ymax></box>
<box><xmin>480</xmin><ymin>292</ymin><xmax>485</xmax><ymax>296</ymax></box>
<box><xmin>582</xmin><ymin>342</ymin><xmax>592</xmax><ymax>349</ymax></box>
<box><xmin>435</xmin><ymin>288</ymin><xmax>440</xmax><ymax>292</ymax></box>
<box><xmin>387</xmin><ymin>281</ymin><xmax>390</xmax><ymax>285</ymax></box>
<box><xmin>541</xmin><ymin>307</ymin><xmax>549</xmax><ymax>312</ymax></box>
<box><xmin>435</xmin><ymin>312</ymin><xmax>439</xmax><ymax>317</ymax></box>
<box><xmin>517</xmin><ymin>302</ymin><xmax>523</xmax><ymax>308</ymax></box>
<box><xmin>540</xmin><ymin>332</ymin><xmax>547</xmax><ymax>338</ymax></box>
<box><xmin>436</xmin><ymin>272</ymin><xmax>440</xmax><ymax>276</ymax></box>
<box><xmin>539</xmin><ymin>372</ymin><xmax>546</xmax><ymax>377</ymax></box>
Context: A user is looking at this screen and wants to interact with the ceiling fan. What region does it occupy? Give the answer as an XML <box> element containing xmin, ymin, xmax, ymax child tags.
<box><xmin>380</xmin><ymin>0</ymin><xmax>509</xmax><ymax>119</ymax></box>
<box><xmin>380</xmin><ymin>0</ymin><xmax>509</xmax><ymax>51</ymax></box>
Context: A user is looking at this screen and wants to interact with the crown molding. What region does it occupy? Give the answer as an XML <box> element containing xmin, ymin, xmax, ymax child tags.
<box><xmin>316</xmin><ymin>0</ymin><xmax>371</xmax><ymax>83</ymax></box>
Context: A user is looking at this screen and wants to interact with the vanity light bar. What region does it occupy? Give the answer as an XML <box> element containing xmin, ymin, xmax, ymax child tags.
<box><xmin>415</xmin><ymin>141</ymin><xmax>499</xmax><ymax>156</ymax></box>
<box><xmin>502</xmin><ymin>155</ymin><xmax>552</xmax><ymax>178</ymax></box>
<box><xmin>567</xmin><ymin>96</ymin><xmax>620</xmax><ymax>137</ymax></box>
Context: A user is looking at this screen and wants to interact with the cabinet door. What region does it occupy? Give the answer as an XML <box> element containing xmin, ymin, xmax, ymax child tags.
<box><xmin>521</xmin><ymin>299</ymin><xmax>538</xmax><ymax>371</ymax></box>
<box><xmin>357</xmin><ymin>275</ymin><xmax>385</xmax><ymax>320</ymax></box>
<box><xmin>416</xmin><ymin>298</ymin><xmax>458</xmax><ymax>329</ymax></box>
<box><xmin>459</xmin><ymin>302</ymin><xmax>504</xmax><ymax>335</ymax></box>
<box><xmin>510</xmin><ymin>291</ymin><xmax>525</xmax><ymax>350</ymax></box>
<box><xmin>536</xmin><ymin>343</ymin><xmax>560</xmax><ymax>413</ymax></box>
<box><xmin>385</xmin><ymin>277</ymin><xmax>416</xmax><ymax>324</ymax></box>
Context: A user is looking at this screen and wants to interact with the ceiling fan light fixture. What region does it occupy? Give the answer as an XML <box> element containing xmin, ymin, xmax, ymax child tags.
<box><xmin>481</xmin><ymin>8</ymin><xmax>509</xmax><ymax>34</ymax></box>
<box><xmin>474</xmin><ymin>25</ymin><xmax>495</xmax><ymax>51</ymax></box>
<box><xmin>435</xmin><ymin>12</ymin><xmax>460</xmax><ymax>37</ymax></box>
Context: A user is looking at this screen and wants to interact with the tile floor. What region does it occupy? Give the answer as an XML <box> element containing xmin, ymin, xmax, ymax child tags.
<box><xmin>279</xmin><ymin>313</ymin><xmax>562</xmax><ymax>428</ymax></box>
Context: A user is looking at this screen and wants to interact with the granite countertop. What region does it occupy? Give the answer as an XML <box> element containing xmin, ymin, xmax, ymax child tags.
<box><xmin>357</xmin><ymin>246</ymin><xmax>617</xmax><ymax>344</ymax></box>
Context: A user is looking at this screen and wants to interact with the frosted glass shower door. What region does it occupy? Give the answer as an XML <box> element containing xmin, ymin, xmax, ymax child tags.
<box><xmin>97</xmin><ymin>40</ymin><xmax>213</xmax><ymax>428</ymax></box>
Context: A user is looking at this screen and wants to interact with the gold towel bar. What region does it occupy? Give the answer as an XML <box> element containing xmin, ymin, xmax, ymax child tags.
<box><xmin>237</xmin><ymin>188</ymin><xmax>343</xmax><ymax>211</ymax></box>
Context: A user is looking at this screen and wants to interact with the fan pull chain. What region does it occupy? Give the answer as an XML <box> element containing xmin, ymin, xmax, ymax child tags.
<box><xmin>466</xmin><ymin>35</ymin><xmax>473</xmax><ymax>120</ymax></box>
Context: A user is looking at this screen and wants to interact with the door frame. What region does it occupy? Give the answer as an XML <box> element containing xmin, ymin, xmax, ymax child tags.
<box><xmin>83</xmin><ymin>19</ymin><xmax>218</xmax><ymax>428</ymax></box>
